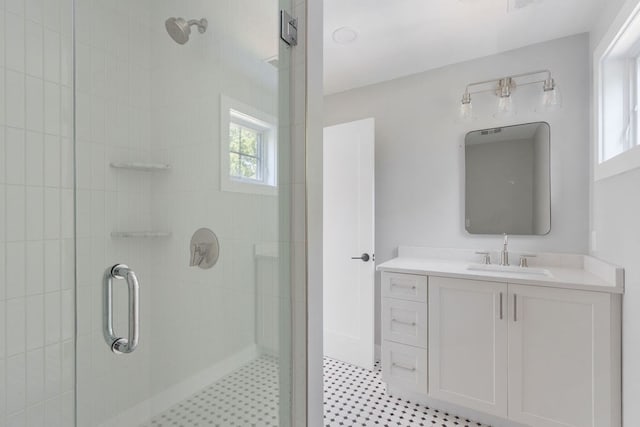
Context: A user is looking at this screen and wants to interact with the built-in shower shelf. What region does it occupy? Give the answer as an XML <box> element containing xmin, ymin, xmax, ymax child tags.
<box><xmin>111</xmin><ymin>231</ymin><xmax>172</xmax><ymax>239</ymax></box>
<box><xmin>110</xmin><ymin>161</ymin><xmax>171</xmax><ymax>171</ymax></box>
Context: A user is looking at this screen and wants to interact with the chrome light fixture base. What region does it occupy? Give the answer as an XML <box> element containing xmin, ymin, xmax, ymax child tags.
<box><xmin>459</xmin><ymin>70</ymin><xmax>561</xmax><ymax>119</ymax></box>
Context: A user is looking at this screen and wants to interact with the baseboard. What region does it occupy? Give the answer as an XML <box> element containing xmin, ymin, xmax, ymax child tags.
<box><xmin>257</xmin><ymin>344</ymin><xmax>280</xmax><ymax>358</ymax></box>
<box><xmin>99</xmin><ymin>344</ymin><xmax>259</xmax><ymax>427</ymax></box>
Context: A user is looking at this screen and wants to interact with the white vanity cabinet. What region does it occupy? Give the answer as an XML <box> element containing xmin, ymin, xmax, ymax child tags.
<box><xmin>380</xmin><ymin>270</ymin><xmax>621</xmax><ymax>427</ymax></box>
<box><xmin>508</xmin><ymin>284</ymin><xmax>617</xmax><ymax>427</ymax></box>
<box><xmin>428</xmin><ymin>277</ymin><xmax>508</xmax><ymax>417</ymax></box>
<box><xmin>381</xmin><ymin>272</ymin><xmax>428</xmax><ymax>394</ymax></box>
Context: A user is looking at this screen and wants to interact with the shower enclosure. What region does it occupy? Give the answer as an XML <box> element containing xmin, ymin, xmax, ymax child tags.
<box><xmin>0</xmin><ymin>0</ymin><xmax>302</xmax><ymax>425</ymax></box>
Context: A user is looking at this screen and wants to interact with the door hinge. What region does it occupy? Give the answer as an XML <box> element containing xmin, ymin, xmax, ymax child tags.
<box><xmin>280</xmin><ymin>10</ymin><xmax>298</xmax><ymax>46</ymax></box>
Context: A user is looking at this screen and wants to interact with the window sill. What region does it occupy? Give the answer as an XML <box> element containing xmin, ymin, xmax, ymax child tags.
<box><xmin>221</xmin><ymin>178</ymin><xmax>278</xmax><ymax>196</ymax></box>
<box><xmin>595</xmin><ymin>144</ymin><xmax>640</xmax><ymax>181</ymax></box>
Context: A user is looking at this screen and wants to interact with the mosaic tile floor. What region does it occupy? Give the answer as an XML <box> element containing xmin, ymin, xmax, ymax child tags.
<box><xmin>323</xmin><ymin>357</ymin><xmax>489</xmax><ymax>427</ymax></box>
<box><xmin>141</xmin><ymin>356</ymin><xmax>280</xmax><ymax>427</ymax></box>
<box><xmin>141</xmin><ymin>355</ymin><xmax>489</xmax><ymax>426</ymax></box>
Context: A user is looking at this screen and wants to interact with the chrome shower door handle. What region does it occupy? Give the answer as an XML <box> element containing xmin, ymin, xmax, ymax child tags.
<box><xmin>103</xmin><ymin>264</ymin><xmax>140</xmax><ymax>354</ymax></box>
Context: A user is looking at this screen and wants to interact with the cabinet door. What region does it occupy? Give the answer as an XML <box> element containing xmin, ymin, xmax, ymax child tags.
<box><xmin>508</xmin><ymin>284</ymin><xmax>611</xmax><ymax>427</ymax></box>
<box><xmin>428</xmin><ymin>277</ymin><xmax>508</xmax><ymax>417</ymax></box>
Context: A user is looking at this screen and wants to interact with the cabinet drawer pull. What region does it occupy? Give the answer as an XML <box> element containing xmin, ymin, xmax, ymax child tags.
<box><xmin>391</xmin><ymin>318</ymin><xmax>417</xmax><ymax>327</ymax></box>
<box><xmin>499</xmin><ymin>292</ymin><xmax>503</xmax><ymax>320</ymax></box>
<box><xmin>390</xmin><ymin>283</ymin><xmax>417</xmax><ymax>290</ymax></box>
<box><xmin>392</xmin><ymin>362</ymin><xmax>416</xmax><ymax>372</ymax></box>
<box><xmin>513</xmin><ymin>294</ymin><xmax>517</xmax><ymax>322</ymax></box>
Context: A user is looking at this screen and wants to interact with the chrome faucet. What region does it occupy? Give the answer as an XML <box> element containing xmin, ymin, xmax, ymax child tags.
<box><xmin>500</xmin><ymin>234</ymin><xmax>509</xmax><ymax>266</ymax></box>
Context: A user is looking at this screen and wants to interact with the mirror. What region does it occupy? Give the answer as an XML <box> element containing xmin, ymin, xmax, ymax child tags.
<box><xmin>464</xmin><ymin>122</ymin><xmax>550</xmax><ymax>235</ymax></box>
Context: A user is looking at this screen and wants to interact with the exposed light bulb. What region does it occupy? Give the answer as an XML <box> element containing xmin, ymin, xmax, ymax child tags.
<box><xmin>459</xmin><ymin>91</ymin><xmax>474</xmax><ymax>121</ymax></box>
<box><xmin>493</xmin><ymin>78</ymin><xmax>516</xmax><ymax>118</ymax></box>
<box><xmin>459</xmin><ymin>102</ymin><xmax>473</xmax><ymax>121</ymax></box>
<box><xmin>494</xmin><ymin>95</ymin><xmax>515</xmax><ymax>118</ymax></box>
<box><xmin>537</xmin><ymin>79</ymin><xmax>562</xmax><ymax>112</ymax></box>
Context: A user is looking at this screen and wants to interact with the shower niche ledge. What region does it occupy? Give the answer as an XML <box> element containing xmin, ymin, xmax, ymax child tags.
<box><xmin>110</xmin><ymin>161</ymin><xmax>172</xmax><ymax>171</ymax></box>
<box><xmin>111</xmin><ymin>231</ymin><xmax>172</xmax><ymax>239</ymax></box>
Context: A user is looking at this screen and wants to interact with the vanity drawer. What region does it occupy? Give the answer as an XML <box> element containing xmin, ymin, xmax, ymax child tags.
<box><xmin>382</xmin><ymin>341</ymin><xmax>428</xmax><ymax>395</ymax></box>
<box><xmin>382</xmin><ymin>298</ymin><xmax>427</xmax><ymax>348</ymax></box>
<box><xmin>381</xmin><ymin>272</ymin><xmax>428</xmax><ymax>302</ymax></box>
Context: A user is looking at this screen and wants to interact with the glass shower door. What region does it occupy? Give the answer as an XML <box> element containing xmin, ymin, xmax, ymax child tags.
<box><xmin>74</xmin><ymin>0</ymin><xmax>294</xmax><ymax>425</ymax></box>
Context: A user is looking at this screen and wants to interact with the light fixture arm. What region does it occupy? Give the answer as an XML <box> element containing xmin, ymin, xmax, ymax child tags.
<box><xmin>458</xmin><ymin>69</ymin><xmax>560</xmax><ymax>119</ymax></box>
<box><xmin>464</xmin><ymin>69</ymin><xmax>554</xmax><ymax>97</ymax></box>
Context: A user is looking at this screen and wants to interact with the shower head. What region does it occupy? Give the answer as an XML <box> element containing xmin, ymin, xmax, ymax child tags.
<box><xmin>165</xmin><ymin>17</ymin><xmax>208</xmax><ymax>45</ymax></box>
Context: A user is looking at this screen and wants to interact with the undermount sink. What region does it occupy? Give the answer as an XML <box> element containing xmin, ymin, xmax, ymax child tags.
<box><xmin>467</xmin><ymin>263</ymin><xmax>552</xmax><ymax>277</ymax></box>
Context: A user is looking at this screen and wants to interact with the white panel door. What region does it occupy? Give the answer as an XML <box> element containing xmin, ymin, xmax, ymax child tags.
<box><xmin>428</xmin><ymin>277</ymin><xmax>508</xmax><ymax>418</ymax></box>
<box><xmin>508</xmin><ymin>284</ymin><xmax>611</xmax><ymax>427</ymax></box>
<box><xmin>323</xmin><ymin>118</ymin><xmax>375</xmax><ymax>369</ymax></box>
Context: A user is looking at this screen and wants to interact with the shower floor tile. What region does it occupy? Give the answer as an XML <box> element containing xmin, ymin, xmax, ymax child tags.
<box><xmin>141</xmin><ymin>355</ymin><xmax>280</xmax><ymax>427</ymax></box>
<box><xmin>141</xmin><ymin>355</ymin><xmax>488</xmax><ymax>427</ymax></box>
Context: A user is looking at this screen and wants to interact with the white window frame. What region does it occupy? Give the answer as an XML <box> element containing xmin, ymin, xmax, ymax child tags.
<box><xmin>594</xmin><ymin>0</ymin><xmax>640</xmax><ymax>180</ymax></box>
<box><xmin>220</xmin><ymin>95</ymin><xmax>277</xmax><ymax>195</ymax></box>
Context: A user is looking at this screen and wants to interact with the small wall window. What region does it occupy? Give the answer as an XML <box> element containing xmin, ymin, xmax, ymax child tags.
<box><xmin>595</xmin><ymin>0</ymin><xmax>640</xmax><ymax>179</ymax></box>
<box><xmin>221</xmin><ymin>96</ymin><xmax>277</xmax><ymax>194</ymax></box>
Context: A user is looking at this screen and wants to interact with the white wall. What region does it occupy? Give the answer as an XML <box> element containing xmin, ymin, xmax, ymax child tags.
<box><xmin>324</xmin><ymin>34</ymin><xmax>590</xmax><ymax>347</ymax></box>
<box><xmin>590</xmin><ymin>1</ymin><xmax>640</xmax><ymax>424</ymax></box>
<box><xmin>0</xmin><ymin>0</ymin><xmax>75</xmax><ymax>424</ymax></box>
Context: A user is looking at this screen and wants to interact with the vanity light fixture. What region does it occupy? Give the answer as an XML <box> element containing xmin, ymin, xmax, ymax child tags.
<box><xmin>460</xmin><ymin>91</ymin><xmax>473</xmax><ymax>120</ymax></box>
<box><xmin>538</xmin><ymin>76</ymin><xmax>562</xmax><ymax>112</ymax></box>
<box><xmin>459</xmin><ymin>70</ymin><xmax>561</xmax><ymax>120</ymax></box>
<box><xmin>495</xmin><ymin>77</ymin><xmax>516</xmax><ymax>118</ymax></box>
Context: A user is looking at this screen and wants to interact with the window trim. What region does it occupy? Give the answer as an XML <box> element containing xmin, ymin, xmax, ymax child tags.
<box><xmin>594</xmin><ymin>0</ymin><xmax>640</xmax><ymax>181</ymax></box>
<box><xmin>220</xmin><ymin>95</ymin><xmax>278</xmax><ymax>195</ymax></box>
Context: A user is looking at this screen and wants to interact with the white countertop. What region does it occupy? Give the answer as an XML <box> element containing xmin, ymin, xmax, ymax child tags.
<box><xmin>376</xmin><ymin>248</ymin><xmax>624</xmax><ymax>294</ymax></box>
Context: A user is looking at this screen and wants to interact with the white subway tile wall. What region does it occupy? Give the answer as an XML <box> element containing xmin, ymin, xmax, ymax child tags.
<box><xmin>74</xmin><ymin>0</ymin><xmax>154</xmax><ymax>424</ymax></box>
<box><xmin>75</xmin><ymin>0</ymin><xmax>296</xmax><ymax>426</ymax></box>
<box><xmin>1</xmin><ymin>0</ymin><xmax>305</xmax><ymax>424</ymax></box>
<box><xmin>0</xmin><ymin>0</ymin><xmax>75</xmax><ymax>425</ymax></box>
<box><xmin>145</xmin><ymin>0</ymin><xmax>282</xmax><ymax>401</ymax></box>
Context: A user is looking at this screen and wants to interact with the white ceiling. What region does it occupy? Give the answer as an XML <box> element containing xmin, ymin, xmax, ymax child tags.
<box><xmin>324</xmin><ymin>0</ymin><xmax>605</xmax><ymax>94</ymax></box>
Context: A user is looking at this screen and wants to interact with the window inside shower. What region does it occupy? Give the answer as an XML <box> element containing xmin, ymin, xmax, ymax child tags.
<box><xmin>221</xmin><ymin>95</ymin><xmax>278</xmax><ymax>195</ymax></box>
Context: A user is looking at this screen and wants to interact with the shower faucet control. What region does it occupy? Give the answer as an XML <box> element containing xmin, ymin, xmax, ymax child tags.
<box><xmin>189</xmin><ymin>228</ymin><xmax>220</xmax><ymax>269</ymax></box>
<box><xmin>190</xmin><ymin>243</ymin><xmax>213</xmax><ymax>267</ymax></box>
